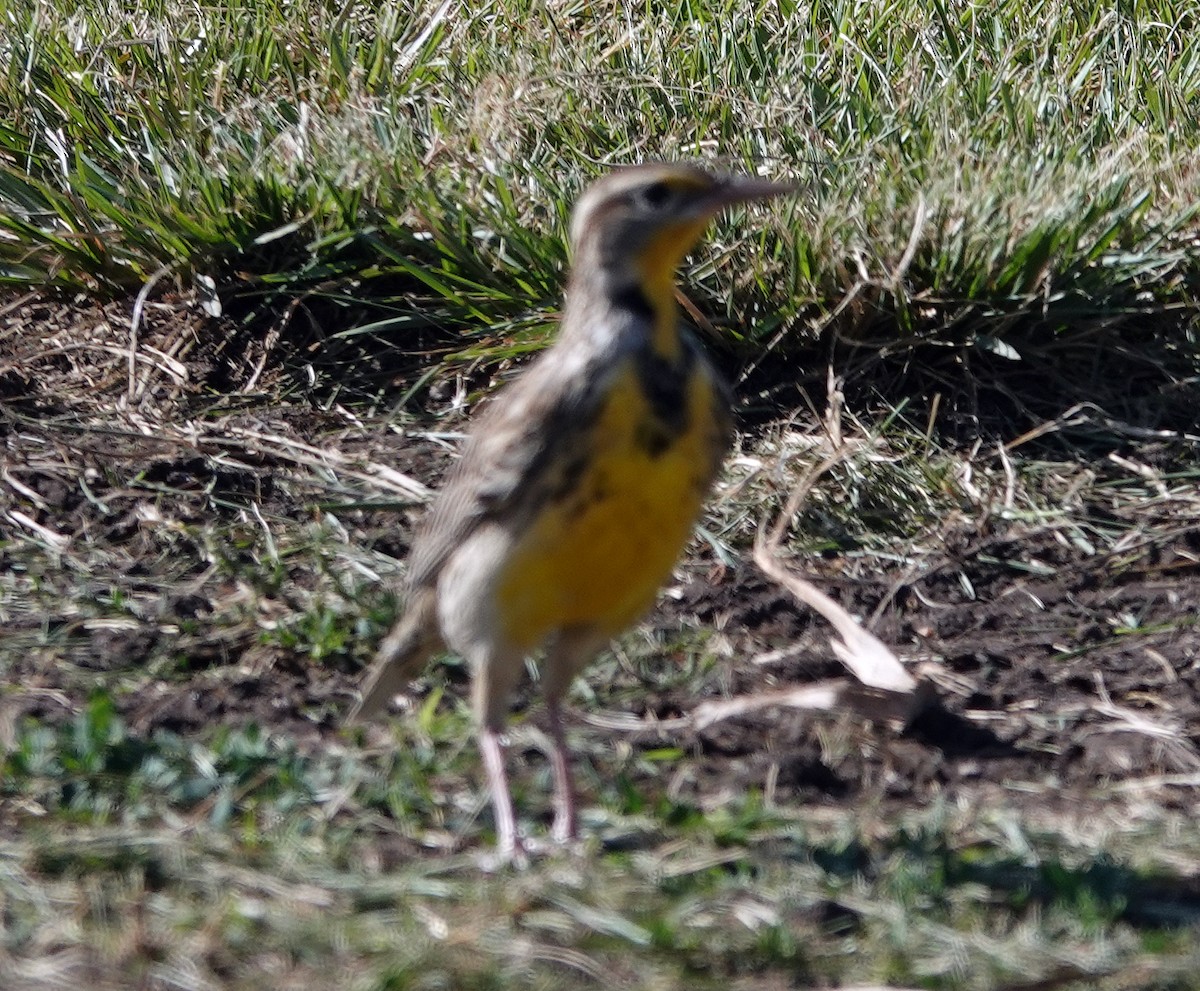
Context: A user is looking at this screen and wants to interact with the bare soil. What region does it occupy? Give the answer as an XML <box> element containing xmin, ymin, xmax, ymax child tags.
<box><xmin>4</xmin><ymin>292</ymin><xmax>1200</xmax><ymax>830</ymax></box>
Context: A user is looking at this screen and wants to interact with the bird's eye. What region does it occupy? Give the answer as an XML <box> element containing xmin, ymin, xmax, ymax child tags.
<box><xmin>638</xmin><ymin>181</ymin><xmax>674</xmax><ymax>209</ymax></box>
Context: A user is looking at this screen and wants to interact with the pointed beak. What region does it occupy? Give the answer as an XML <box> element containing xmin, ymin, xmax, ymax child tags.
<box><xmin>702</xmin><ymin>174</ymin><xmax>796</xmax><ymax>213</ymax></box>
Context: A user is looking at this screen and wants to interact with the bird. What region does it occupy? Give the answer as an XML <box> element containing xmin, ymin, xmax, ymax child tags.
<box><xmin>352</xmin><ymin>162</ymin><xmax>792</xmax><ymax>859</ymax></box>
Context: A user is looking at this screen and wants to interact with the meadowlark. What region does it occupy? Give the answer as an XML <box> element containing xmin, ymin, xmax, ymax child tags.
<box><xmin>352</xmin><ymin>163</ymin><xmax>791</xmax><ymax>858</ymax></box>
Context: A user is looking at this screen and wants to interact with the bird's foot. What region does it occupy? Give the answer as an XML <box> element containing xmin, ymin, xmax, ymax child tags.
<box><xmin>551</xmin><ymin>809</ymin><xmax>578</xmax><ymax>846</ymax></box>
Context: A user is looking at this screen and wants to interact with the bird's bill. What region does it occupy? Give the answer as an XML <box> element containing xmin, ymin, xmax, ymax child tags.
<box><xmin>702</xmin><ymin>175</ymin><xmax>796</xmax><ymax>212</ymax></box>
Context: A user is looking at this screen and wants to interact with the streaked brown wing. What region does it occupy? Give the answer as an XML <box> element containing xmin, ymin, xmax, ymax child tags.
<box><xmin>403</xmin><ymin>349</ymin><xmax>607</xmax><ymax>594</ymax></box>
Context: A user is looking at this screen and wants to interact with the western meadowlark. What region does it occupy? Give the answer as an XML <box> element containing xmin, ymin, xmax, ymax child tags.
<box><xmin>352</xmin><ymin>162</ymin><xmax>791</xmax><ymax>858</ymax></box>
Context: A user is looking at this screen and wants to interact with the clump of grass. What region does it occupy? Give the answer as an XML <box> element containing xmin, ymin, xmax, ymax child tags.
<box><xmin>2</xmin><ymin>0</ymin><xmax>1198</xmax><ymax>402</ymax></box>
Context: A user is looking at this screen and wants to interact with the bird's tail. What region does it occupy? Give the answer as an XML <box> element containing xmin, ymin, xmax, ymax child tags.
<box><xmin>351</xmin><ymin>588</ymin><xmax>442</xmax><ymax>722</ymax></box>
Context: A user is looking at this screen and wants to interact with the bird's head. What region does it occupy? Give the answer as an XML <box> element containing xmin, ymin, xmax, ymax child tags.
<box><xmin>569</xmin><ymin>163</ymin><xmax>793</xmax><ymax>289</ymax></box>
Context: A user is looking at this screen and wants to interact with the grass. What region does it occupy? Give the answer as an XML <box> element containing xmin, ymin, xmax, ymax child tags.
<box><xmin>2</xmin><ymin>1</ymin><xmax>1198</xmax><ymax>399</ymax></box>
<box><xmin>6</xmin><ymin>695</ymin><xmax>1200</xmax><ymax>989</ymax></box>
<box><xmin>4</xmin><ymin>1</ymin><xmax>1200</xmax><ymax>988</ymax></box>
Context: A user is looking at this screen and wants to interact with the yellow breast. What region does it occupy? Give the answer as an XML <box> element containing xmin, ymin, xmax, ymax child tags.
<box><xmin>495</xmin><ymin>357</ymin><xmax>724</xmax><ymax>648</ymax></box>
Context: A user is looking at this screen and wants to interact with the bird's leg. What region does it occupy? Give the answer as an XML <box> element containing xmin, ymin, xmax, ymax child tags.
<box><xmin>542</xmin><ymin>626</ymin><xmax>605</xmax><ymax>845</ymax></box>
<box><xmin>478</xmin><ymin>725</ymin><xmax>522</xmax><ymax>861</ymax></box>
<box><xmin>546</xmin><ymin>698</ymin><xmax>577</xmax><ymax>843</ymax></box>
<box><xmin>471</xmin><ymin>641</ymin><xmax>528</xmax><ymax>862</ymax></box>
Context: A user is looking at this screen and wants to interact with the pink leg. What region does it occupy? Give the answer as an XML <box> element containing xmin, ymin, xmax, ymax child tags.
<box><xmin>547</xmin><ymin>699</ymin><xmax>577</xmax><ymax>843</ymax></box>
<box><xmin>478</xmin><ymin>725</ymin><xmax>521</xmax><ymax>861</ymax></box>
<box><xmin>542</xmin><ymin>627</ymin><xmax>606</xmax><ymax>845</ymax></box>
<box><xmin>469</xmin><ymin>638</ymin><xmax>527</xmax><ymax>861</ymax></box>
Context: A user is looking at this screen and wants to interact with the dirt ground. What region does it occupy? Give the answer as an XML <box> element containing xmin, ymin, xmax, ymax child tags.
<box><xmin>4</xmin><ymin>292</ymin><xmax>1200</xmax><ymax>829</ymax></box>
